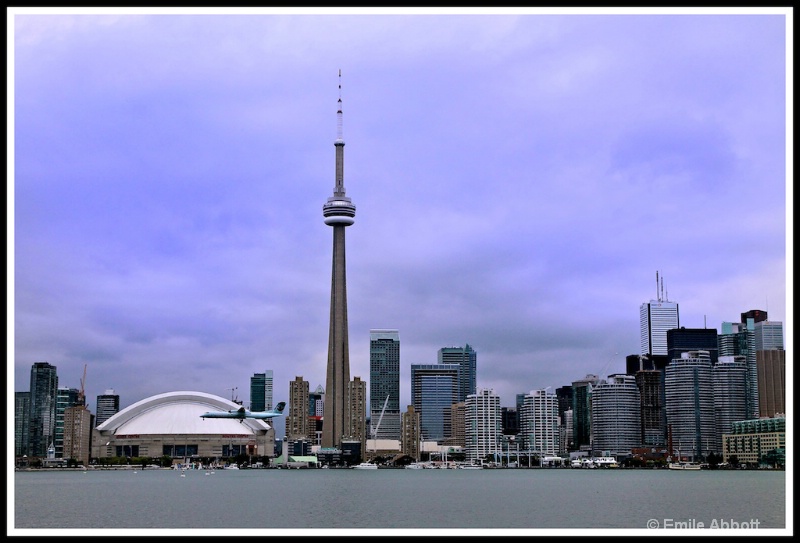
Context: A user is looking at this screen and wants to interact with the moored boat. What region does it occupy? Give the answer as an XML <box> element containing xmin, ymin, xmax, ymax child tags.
<box><xmin>668</xmin><ymin>462</ymin><xmax>702</xmax><ymax>470</ymax></box>
<box><xmin>353</xmin><ymin>462</ymin><xmax>379</xmax><ymax>470</ymax></box>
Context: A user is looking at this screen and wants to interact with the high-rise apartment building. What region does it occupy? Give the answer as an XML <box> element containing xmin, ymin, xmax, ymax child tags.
<box><xmin>438</xmin><ymin>344</ymin><xmax>477</xmax><ymax>403</ymax></box>
<box><xmin>321</xmin><ymin>71</ymin><xmax>356</xmax><ymax>449</ymax></box>
<box><xmin>719</xmin><ymin>318</ymin><xmax>758</xmax><ymax>419</ymax></box>
<box><xmin>401</xmin><ymin>405</ymin><xmax>422</xmax><ymax>461</ymax></box>
<box><xmin>465</xmin><ymin>389</ymin><xmax>502</xmax><ymax>464</ymax></box>
<box><xmin>288</xmin><ymin>376</ymin><xmax>310</xmax><ymax>440</ymax></box>
<box><xmin>757</xmin><ymin>350</ymin><xmax>785</xmax><ymax>418</ymax></box>
<box><xmin>369</xmin><ymin>329</ymin><xmax>400</xmax><ymax>440</ymax></box>
<box><xmin>712</xmin><ymin>356</ymin><xmax>748</xmax><ymax>454</ymax></box>
<box><xmin>519</xmin><ymin>388</ymin><xmax>560</xmax><ymax>456</ymax></box>
<box><xmin>63</xmin><ymin>405</ymin><xmax>92</xmax><ymax>465</ymax></box>
<box><xmin>640</xmin><ymin>300</ymin><xmax>680</xmax><ymax>356</ymax></box>
<box><xmin>635</xmin><ymin>370</ymin><xmax>665</xmax><ymax>447</ymax></box>
<box><xmin>55</xmin><ymin>387</ymin><xmax>81</xmax><ymax>458</ymax></box>
<box><xmin>448</xmin><ymin>401</ymin><xmax>466</xmax><ymax>448</ymax></box>
<box><xmin>591</xmin><ymin>374</ymin><xmax>642</xmax><ymax>454</ymax></box>
<box><xmin>664</xmin><ymin>351</ymin><xmax>714</xmax><ymax>460</ymax></box>
<box><xmin>410</xmin><ymin>363</ymin><xmax>459</xmax><ymax>443</ymax></box>
<box><xmin>250</xmin><ymin>371</ymin><xmax>274</xmax><ymax>412</ymax></box>
<box><xmin>15</xmin><ymin>392</ymin><xmax>30</xmax><ymax>457</ymax></box>
<box><xmin>95</xmin><ymin>389</ymin><xmax>120</xmax><ymax>427</ymax></box>
<box><xmin>346</xmin><ymin>377</ymin><xmax>368</xmax><ymax>458</ymax></box>
<box><xmin>28</xmin><ymin>362</ymin><xmax>58</xmax><ymax>458</ymax></box>
<box><xmin>571</xmin><ymin>374</ymin><xmax>599</xmax><ymax>450</ymax></box>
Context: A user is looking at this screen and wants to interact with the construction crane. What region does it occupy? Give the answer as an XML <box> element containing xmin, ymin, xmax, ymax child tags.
<box><xmin>78</xmin><ymin>364</ymin><xmax>87</xmax><ymax>406</ymax></box>
<box><xmin>371</xmin><ymin>394</ymin><xmax>390</xmax><ymax>440</ymax></box>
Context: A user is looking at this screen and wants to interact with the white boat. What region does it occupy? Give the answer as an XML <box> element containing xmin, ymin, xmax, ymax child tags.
<box><xmin>668</xmin><ymin>462</ymin><xmax>702</xmax><ymax>470</ymax></box>
<box><xmin>404</xmin><ymin>463</ymin><xmax>424</xmax><ymax>470</ymax></box>
<box><xmin>353</xmin><ymin>462</ymin><xmax>379</xmax><ymax>470</ymax></box>
<box><xmin>458</xmin><ymin>464</ymin><xmax>483</xmax><ymax>470</ymax></box>
<box><xmin>224</xmin><ymin>464</ymin><xmax>239</xmax><ymax>470</ymax></box>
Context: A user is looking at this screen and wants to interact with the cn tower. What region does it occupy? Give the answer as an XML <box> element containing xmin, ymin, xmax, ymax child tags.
<box><xmin>321</xmin><ymin>70</ymin><xmax>356</xmax><ymax>449</ymax></box>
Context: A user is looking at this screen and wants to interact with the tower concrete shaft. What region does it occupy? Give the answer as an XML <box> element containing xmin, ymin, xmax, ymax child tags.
<box><xmin>322</xmin><ymin>70</ymin><xmax>355</xmax><ymax>449</ymax></box>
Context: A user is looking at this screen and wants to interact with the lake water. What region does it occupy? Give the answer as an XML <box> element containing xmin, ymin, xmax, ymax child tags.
<box><xmin>12</xmin><ymin>467</ymin><xmax>789</xmax><ymax>535</ymax></box>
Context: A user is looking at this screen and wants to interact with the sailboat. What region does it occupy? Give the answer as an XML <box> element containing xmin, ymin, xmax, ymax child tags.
<box><xmin>668</xmin><ymin>443</ymin><xmax>701</xmax><ymax>470</ymax></box>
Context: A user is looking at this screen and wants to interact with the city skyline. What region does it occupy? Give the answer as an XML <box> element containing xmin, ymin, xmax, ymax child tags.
<box><xmin>9</xmin><ymin>8</ymin><xmax>791</xmax><ymax>416</ymax></box>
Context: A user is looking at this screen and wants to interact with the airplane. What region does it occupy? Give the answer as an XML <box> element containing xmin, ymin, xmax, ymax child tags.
<box><xmin>200</xmin><ymin>401</ymin><xmax>286</xmax><ymax>423</ymax></box>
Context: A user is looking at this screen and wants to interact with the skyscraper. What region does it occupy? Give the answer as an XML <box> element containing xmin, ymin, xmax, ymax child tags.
<box><xmin>754</xmin><ymin>320</ymin><xmax>784</xmax><ymax>351</ymax></box>
<box><xmin>438</xmin><ymin>344</ymin><xmax>477</xmax><ymax>403</ymax></box>
<box><xmin>465</xmin><ymin>389</ymin><xmax>502</xmax><ymax>464</ymax></box>
<box><xmin>95</xmin><ymin>389</ymin><xmax>120</xmax><ymax>427</ymax></box>
<box><xmin>369</xmin><ymin>329</ymin><xmax>400</xmax><ymax>440</ymax></box>
<box><xmin>28</xmin><ymin>362</ymin><xmax>58</xmax><ymax>458</ymax></box>
<box><xmin>15</xmin><ymin>392</ymin><xmax>30</xmax><ymax>457</ymax></box>
<box><xmin>757</xmin><ymin>350</ymin><xmax>785</xmax><ymax>418</ymax></box>
<box><xmin>55</xmin><ymin>387</ymin><xmax>80</xmax><ymax>458</ymax></box>
<box><xmin>519</xmin><ymin>388</ymin><xmax>560</xmax><ymax>456</ymax></box>
<box><xmin>571</xmin><ymin>374</ymin><xmax>599</xmax><ymax>450</ymax></box>
<box><xmin>591</xmin><ymin>374</ymin><xmax>642</xmax><ymax>454</ymax></box>
<box><xmin>321</xmin><ymin>70</ymin><xmax>357</xmax><ymax>449</ymax></box>
<box><xmin>410</xmin><ymin>363</ymin><xmax>459</xmax><ymax>443</ymax></box>
<box><xmin>288</xmin><ymin>376</ymin><xmax>310</xmax><ymax>441</ymax></box>
<box><xmin>345</xmin><ymin>376</ymin><xmax>367</xmax><ymax>458</ymax></box>
<box><xmin>712</xmin><ymin>356</ymin><xmax>747</xmax><ymax>454</ymax></box>
<box><xmin>667</xmin><ymin>327</ymin><xmax>719</xmax><ymax>365</ymax></box>
<box><xmin>664</xmin><ymin>351</ymin><xmax>714</xmax><ymax>460</ymax></box>
<box><xmin>719</xmin><ymin>318</ymin><xmax>758</xmax><ymax>418</ymax></box>
<box><xmin>640</xmin><ymin>300</ymin><xmax>680</xmax><ymax>356</ymax></box>
<box><xmin>250</xmin><ymin>371</ymin><xmax>274</xmax><ymax>412</ymax></box>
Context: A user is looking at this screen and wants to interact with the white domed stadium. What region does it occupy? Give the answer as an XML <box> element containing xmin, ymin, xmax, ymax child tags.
<box><xmin>91</xmin><ymin>391</ymin><xmax>276</xmax><ymax>463</ymax></box>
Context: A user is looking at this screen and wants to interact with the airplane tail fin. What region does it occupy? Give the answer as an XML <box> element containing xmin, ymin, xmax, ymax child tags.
<box><xmin>274</xmin><ymin>401</ymin><xmax>286</xmax><ymax>413</ymax></box>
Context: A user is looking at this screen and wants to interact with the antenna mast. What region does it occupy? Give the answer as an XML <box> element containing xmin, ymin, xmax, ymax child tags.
<box><xmin>336</xmin><ymin>69</ymin><xmax>343</xmax><ymax>142</ymax></box>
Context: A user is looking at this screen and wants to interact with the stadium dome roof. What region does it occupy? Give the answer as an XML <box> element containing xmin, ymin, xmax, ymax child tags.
<box><xmin>95</xmin><ymin>391</ymin><xmax>270</xmax><ymax>435</ymax></box>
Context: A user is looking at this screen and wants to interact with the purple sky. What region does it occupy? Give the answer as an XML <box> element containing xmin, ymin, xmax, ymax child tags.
<box><xmin>9</xmin><ymin>8</ymin><xmax>791</xmax><ymax>436</ymax></box>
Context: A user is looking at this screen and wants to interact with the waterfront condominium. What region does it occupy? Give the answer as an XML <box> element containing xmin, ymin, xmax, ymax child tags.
<box><xmin>410</xmin><ymin>363</ymin><xmax>460</xmax><ymax>443</ymax></box>
<box><xmin>438</xmin><ymin>344</ymin><xmax>477</xmax><ymax>403</ymax></box>
<box><xmin>590</xmin><ymin>374</ymin><xmax>642</xmax><ymax>455</ymax></box>
<box><xmin>55</xmin><ymin>387</ymin><xmax>80</xmax><ymax>458</ymax></box>
<box><xmin>288</xmin><ymin>376</ymin><xmax>310</xmax><ymax>441</ymax></box>
<box><xmin>250</xmin><ymin>371</ymin><xmax>274</xmax><ymax>412</ymax></box>
<box><xmin>635</xmin><ymin>370</ymin><xmax>665</xmax><ymax>447</ymax></box>
<box><xmin>719</xmin><ymin>318</ymin><xmax>758</xmax><ymax>419</ymax></box>
<box><xmin>465</xmin><ymin>389</ymin><xmax>502</xmax><ymax>464</ymax></box>
<box><xmin>401</xmin><ymin>405</ymin><xmax>422</xmax><ymax>461</ymax></box>
<box><xmin>321</xmin><ymin>70</ymin><xmax>357</xmax><ymax>449</ymax></box>
<box><xmin>369</xmin><ymin>329</ymin><xmax>401</xmax><ymax>440</ymax></box>
<box><xmin>95</xmin><ymin>389</ymin><xmax>120</xmax><ymax>427</ymax></box>
<box><xmin>712</xmin><ymin>356</ymin><xmax>748</xmax><ymax>454</ymax></box>
<box><xmin>664</xmin><ymin>351</ymin><xmax>714</xmax><ymax>460</ymax></box>
<box><xmin>28</xmin><ymin>362</ymin><xmax>59</xmax><ymax>458</ymax></box>
<box><xmin>15</xmin><ymin>392</ymin><xmax>30</xmax><ymax>457</ymax></box>
<box><xmin>346</xmin><ymin>377</ymin><xmax>368</xmax><ymax>458</ymax></box>
<box><xmin>571</xmin><ymin>374</ymin><xmax>599</xmax><ymax>451</ymax></box>
<box><xmin>519</xmin><ymin>388</ymin><xmax>560</xmax><ymax>456</ymax></box>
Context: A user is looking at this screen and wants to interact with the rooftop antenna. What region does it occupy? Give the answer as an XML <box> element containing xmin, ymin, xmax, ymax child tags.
<box><xmin>656</xmin><ymin>271</ymin><xmax>660</xmax><ymax>301</ymax></box>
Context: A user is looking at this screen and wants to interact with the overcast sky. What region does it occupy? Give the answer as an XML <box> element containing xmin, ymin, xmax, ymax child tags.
<box><xmin>9</xmin><ymin>8</ymin><xmax>791</xmax><ymax>436</ymax></box>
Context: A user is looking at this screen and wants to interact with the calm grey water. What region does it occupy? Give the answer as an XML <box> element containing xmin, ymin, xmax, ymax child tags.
<box><xmin>13</xmin><ymin>468</ymin><xmax>786</xmax><ymax>532</ymax></box>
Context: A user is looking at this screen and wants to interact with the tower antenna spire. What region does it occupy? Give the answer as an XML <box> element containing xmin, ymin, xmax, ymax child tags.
<box><xmin>337</xmin><ymin>69</ymin><xmax>343</xmax><ymax>142</ymax></box>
